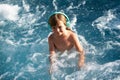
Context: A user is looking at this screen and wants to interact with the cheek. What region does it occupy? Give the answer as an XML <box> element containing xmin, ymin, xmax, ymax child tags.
<box><xmin>62</xmin><ymin>27</ymin><xmax>66</xmax><ymax>30</ymax></box>
<box><xmin>52</xmin><ymin>29</ymin><xmax>55</xmax><ymax>32</ymax></box>
<box><xmin>52</xmin><ymin>29</ymin><xmax>57</xmax><ymax>33</ymax></box>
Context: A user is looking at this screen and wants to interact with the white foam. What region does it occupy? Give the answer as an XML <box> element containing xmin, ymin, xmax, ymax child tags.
<box><xmin>66</xmin><ymin>1</ymin><xmax>86</xmax><ymax>10</ymax></box>
<box><xmin>66</xmin><ymin>3</ymin><xmax>73</xmax><ymax>10</ymax></box>
<box><xmin>26</xmin><ymin>64</ymin><xmax>36</xmax><ymax>72</ymax></box>
<box><xmin>113</xmin><ymin>76</ymin><xmax>120</xmax><ymax>80</ymax></box>
<box><xmin>0</xmin><ymin>72</ymin><xmax>9</xmax><ymax>79</ymax></box>
<box><xmin>22</xmin><ymin>0</ymin><xmax>30</xmax><ymax>12</ymax></box>
<box><xmin>116</xmin><ymin>25</ymin><xmax>120</xmax><ymax>29</ymax></box>
<box><xmin>30</xmin><ymin>53</ymin><xmax>42</xmax><ymax>63</ymax></box>
<box><xmin>0</xmin><ymin>21</ymin><xmax>5</xmax><ymax>26</ymax></box>
<box><xmin>14</xmin><ymin>72</ymin><xmax>24</xmax><ymax>80</ymax></box>
<box><xmin>5</xmin><ymin>39</ymin><xmax>16</xmax><ymax>46</ymax></box>
<box><xmin>92</xmin><ymin>10</ymin><xmax>116</xmax><ymax>36</ymax></box>
<box><xmin>6</xmin><ymin>57</ymin><xmax>11</xmax><ymax>63</ymax></box>
<box><xmin>99</xmin><ymin>40</ymin><xmax>120</xmax><ymax>54</ymax></box>
<box><xmin>111</xmin><ymin>41</ymin><xmax>120</xmax><ymax>46</ymax></box>
<box><xmin>70</xmin><ymin>14</ymin><xmax>77</xmax><ymax>32</ymax></box>
<box><xmin>92</xmin><ymin>10</ymin><xmax>115</xmax><ymax>29</ymax></box>
<box><xmin>52</xmin><ymin>0</ymin><xmax>57</xmax><ymax>10</ymax></box>
<box><xmin>65</xmin><ymin>60</ymin><xmax>120</xmax><ymax>80</ymax></box>
<box><xmin>101</xmin><ymin>60</ymin><xmax>120</xmax><ymax>72</ymax></box>
<box><xmin>78</xmin><ymin>35</ymin><xmax>96</xmax><ymax>55</ymax></box>
<box><xmin>92</xmin><ymin>8</ymin><xmax>120</xmax><ymax>31</ymax></box>
<box><xmin>20</xmin><ymin>63</ymin><xmax>37</xmax><ymax>73</ymax></box>
<box><xmin>0</xmin><ymin>4</ymin><xmax>20</xmax><ymax>21</ymax></box>
<box><xmin>17</xmin><ymin>13</ymin><xmax>36</xmax><ymax>27</ymax></box>
<box><xmin>105</xmin><ymin>41</ymin><xmax>114</xmax><ymax>50</ymax></box>
<box><xmin>28</xmin><ymin>29</ymin><xmax>34</xmax><ymax>35</ymax></box>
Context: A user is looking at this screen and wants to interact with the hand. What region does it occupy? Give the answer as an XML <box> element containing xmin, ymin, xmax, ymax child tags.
<box><xmin>49</xmin><ymin>63</ymin><xmax>56</xmax><ymax>74</ymax></box>
<box><xmin>78</xmin><ymin>52</ymin><xmax>85</xmax><ymax>69</ymax></box>
<box><xmin>49</xmin><ymin>65</ymin><xmax>53</xmax><ymax>74</ymax></box>
<box><xmin>78</xmin><ymin>60</ymin><xmax>84</xmax><ymax>69</ymax></box>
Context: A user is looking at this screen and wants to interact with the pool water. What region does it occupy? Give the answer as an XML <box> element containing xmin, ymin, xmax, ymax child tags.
<box><xmin>0</xmin><ymin>0</ymin><xmax>120</xmax><ymax>80</ymax></box>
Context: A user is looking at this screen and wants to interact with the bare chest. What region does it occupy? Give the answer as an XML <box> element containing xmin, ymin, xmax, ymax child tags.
<box><xmin>53</xmin><ymin>37</ymin><xmax>73</xmax><ymax>51</ymax></box>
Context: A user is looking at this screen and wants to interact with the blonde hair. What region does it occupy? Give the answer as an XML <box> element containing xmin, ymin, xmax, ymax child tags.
<box><xmin>48</xmin><ymin>14</ymin><xmax>71</xmax><ymax>30</ymax></box>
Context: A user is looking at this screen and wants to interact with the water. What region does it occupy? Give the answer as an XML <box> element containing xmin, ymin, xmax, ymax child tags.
<box><xmin>0</xmin><ymin>0</ymin><xmax>120</xmax><ymax>80</ymax></box>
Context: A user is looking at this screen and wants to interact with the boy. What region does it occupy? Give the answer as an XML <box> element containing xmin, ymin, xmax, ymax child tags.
<box><xmin>48</xmin><ymin>12</ymin><xmax>85</xmax><ymax>73</ymax></box>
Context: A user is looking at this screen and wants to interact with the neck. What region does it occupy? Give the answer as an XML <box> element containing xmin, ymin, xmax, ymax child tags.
<box><xmin>54</xmin><ymin>31</ymin><xmax>68</xmax><ymax>38</ymax></box>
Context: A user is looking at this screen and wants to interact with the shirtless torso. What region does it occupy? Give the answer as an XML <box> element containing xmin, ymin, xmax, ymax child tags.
<box><xmin>49</xmin><ymin>30</ymin><xmax>75</xmax><ymax>52</ymax></box>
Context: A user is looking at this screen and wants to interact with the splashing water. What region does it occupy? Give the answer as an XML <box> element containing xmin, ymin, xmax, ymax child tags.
<box><xmin>0</xmin><ymin>0</ymin><xmax>120</xmax><ymax>80</ymax></box>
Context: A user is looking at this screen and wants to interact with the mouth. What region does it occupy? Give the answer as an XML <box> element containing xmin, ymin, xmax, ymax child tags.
<box><xmin>56</xmin><ymin>32</ymin><xmax>62</xmax><ymax>35</ymax></box>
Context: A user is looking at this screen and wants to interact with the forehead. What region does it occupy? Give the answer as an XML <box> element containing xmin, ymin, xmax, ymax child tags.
<box><xmin>49</xmin><ymin>14</ymin><xmax>66</xmax><ymax>26</ymax></box>
<box><xmin>55</xmin><ymin>21</ymin><xmax>65</xmax><ymax>26</ymax></box>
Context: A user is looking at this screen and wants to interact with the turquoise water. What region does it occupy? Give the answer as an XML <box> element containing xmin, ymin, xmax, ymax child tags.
<box><xmin>0</xmin><ymin>0</ymin><xmax>120</xmax><ymax>80</ymax></box>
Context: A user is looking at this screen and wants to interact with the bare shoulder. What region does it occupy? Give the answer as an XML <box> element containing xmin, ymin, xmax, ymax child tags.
<box><xmin>48</xmin><ymin>33</ymin><xmax>54</xmax><ymax>41</ymax></box>
<box><xmin>69</xmin><ymin>31</ymin><xmax>78</xmax><ymax>38</ymax></box>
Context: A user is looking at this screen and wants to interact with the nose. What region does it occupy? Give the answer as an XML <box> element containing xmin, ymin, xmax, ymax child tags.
<box><xmin>56</xmin><ymin>27</ymin><xmax>60</xmax><ymax>32</ymax></box>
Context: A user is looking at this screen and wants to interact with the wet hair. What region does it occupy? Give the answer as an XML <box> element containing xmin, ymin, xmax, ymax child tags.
<box><xmin>48</xmin><ymin>14</ymin><xmax>71</xmax><ymax>30</ymax></box>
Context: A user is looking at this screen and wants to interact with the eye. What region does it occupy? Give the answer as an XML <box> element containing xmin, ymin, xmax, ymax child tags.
<box><xmin>52</xmin><ymin>26</ymin><xmax>55</xmax><ymax>29</ymax></box>
<box><xmin>58</xmin><ymin>26</ymin><xmax>62</xmax><ymax>28</ymax></box>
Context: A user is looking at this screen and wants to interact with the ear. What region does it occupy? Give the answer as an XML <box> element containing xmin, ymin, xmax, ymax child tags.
<box><xmin>66</xmin><ymin>21</ymin><xmax>70</xmax><ymax>27</ymax></box>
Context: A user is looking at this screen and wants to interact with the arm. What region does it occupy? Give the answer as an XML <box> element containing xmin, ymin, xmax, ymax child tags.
<box><xmin>48</xmin><ymin>36</ymin><xmax>56</xmax><ymax>73</ymax></box>
<box><xmin>48</xmin><ymin>36</ymin><xmax>56</xmax><ymax>64</ymax></box>
<box><xmin>72</xmin><ymin>33</ymin><xmax>85</xmax><ymax>68</ymax></box>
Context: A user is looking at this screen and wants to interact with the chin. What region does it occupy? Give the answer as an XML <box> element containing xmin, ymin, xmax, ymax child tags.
<box><xmin>57</xmin><ymin>33</ymin><xmax>62</xmax><ymax>36</ymax></box>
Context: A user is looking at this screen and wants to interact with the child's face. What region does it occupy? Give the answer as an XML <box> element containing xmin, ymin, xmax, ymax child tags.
<box><xmin>52</xmin><ymin>21</ymin><xmax>66</xmax><ymax>36</ymax></box>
